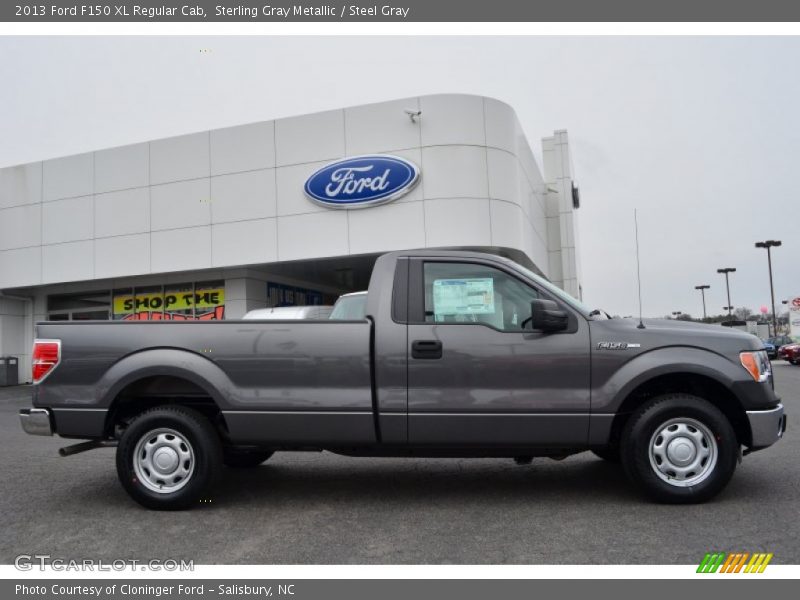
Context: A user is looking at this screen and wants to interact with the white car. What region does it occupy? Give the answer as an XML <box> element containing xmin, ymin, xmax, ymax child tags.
<box><xmin>329</xmin><ymin>291</ymin><xmax>368</xmax><ymax>320</ymax></box>
<box><xmin>243</xmin><ymin>305</ymin><xmax>333</xmax><ymax>320</ymax></box>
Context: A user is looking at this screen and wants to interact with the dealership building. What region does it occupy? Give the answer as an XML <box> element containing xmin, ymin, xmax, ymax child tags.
<box><xmin>0</xmin><ymin>93</ymin><xmax>583</xmax><ymax>382</ymax></box>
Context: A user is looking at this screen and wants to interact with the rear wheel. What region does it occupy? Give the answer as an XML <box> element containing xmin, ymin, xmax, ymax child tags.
<box><xmin>621</xmin><ymin>393</ymin><xmax>738</xmax><ymax>503</ymax></box>
<box><xmin>116</xmin><ymin>405</ymin><xmax>222</xmax><ymax>510</ymax></box>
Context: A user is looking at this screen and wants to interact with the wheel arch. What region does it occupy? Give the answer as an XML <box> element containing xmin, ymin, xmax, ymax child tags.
<box><xmin>605</xmin><ymin>371</ymin><xmax>751</xmax><ymax>449</ymax></box>
<box><xmin>98</xmin><ymin>348</ymin><xmax>234</xmax><ymax>438</ymax></box>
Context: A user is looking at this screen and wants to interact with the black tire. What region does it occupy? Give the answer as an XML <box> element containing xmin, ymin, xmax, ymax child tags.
<box><xmin>591</xmin><ymin>446</ymin><xmax>621</xmax><ymax>463</ymax></box>
<box><xmin>116</xmin><ymin>405</ymin><xmax>222</xmax><ymax>510</ymax></box>
<box><xmin>620</xmin><ymin>393</ymin><xmax>738</xmax><ymax>504</ymax></box>
<box><xmin>223</xmin><ymin>448</ymin><xmax>274</xmax><ymax>468</ymax></box>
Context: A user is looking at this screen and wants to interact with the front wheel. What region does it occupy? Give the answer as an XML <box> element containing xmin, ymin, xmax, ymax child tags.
<box><xmin>116</xmin><ymin>405</ymin><xmax>222</xmax><ymax>510</ymax></box>
<box><xmin>621</xmin><ymin>394</ymin><xmax>739</xmax><ymax>504</ymax></box>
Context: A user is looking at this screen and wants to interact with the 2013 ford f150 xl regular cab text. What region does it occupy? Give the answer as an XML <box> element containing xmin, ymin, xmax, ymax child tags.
<box><xmin>20</xmin><ymin>250</ymin><xmax>786</xmax><ymax>509</ymax></box>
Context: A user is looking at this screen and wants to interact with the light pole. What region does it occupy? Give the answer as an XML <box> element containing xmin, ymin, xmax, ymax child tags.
<box><xmin>717</xmin><ymin>268</ymin><xmax>736</xmax><ymax>321</ymax></box>
<box><xmin>755</xmin><ymin>240</ymin><xmax>781</xmax><ymax>336</ymax></box>
<box><xmin>695</xmin><ymin>285</ymin><xmax>710</xmax><ymax>320</ymax></box>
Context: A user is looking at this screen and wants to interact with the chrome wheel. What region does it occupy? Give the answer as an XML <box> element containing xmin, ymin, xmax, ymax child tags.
<box><xmin>648</xmin><ymin>418</ymin><xmax>718</xmax><ymax>487</ymax></box>
<box><xmin>133</xmin><ymin>428</ymin><xmax>195</xmax><ymax>494</ymax></box>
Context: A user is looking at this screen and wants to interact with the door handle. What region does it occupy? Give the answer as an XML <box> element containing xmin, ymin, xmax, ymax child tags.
<box><xmin>412</xmin><ymin>340</ymin><xmax>443</xmax><ymax>359</ymax></box>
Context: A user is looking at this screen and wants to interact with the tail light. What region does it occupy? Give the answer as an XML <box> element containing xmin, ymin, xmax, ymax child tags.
<box><xmin>32</xmin><ymin>339</ymin><xmax>61</xmax><ymax>383</ymax></box>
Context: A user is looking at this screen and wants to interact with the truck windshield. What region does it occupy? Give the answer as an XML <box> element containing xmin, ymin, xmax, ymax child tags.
<box><xmin>509</xmin><ymin>263</ymin><xmax>594</xmax><ymax>318</ymax></box>
<box><xmin>330</xmin><ymin>294</ymin><xmax>368</xmax><ymax>320</ymax></box>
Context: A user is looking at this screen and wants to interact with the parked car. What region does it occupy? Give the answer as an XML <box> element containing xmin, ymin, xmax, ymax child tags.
<box><xmin>763</xmin><ymin>341</ymin><xmax>777</xmax><ymax>360</ymax></box>
<box><xmin>243</xmin><ymin>305</ymin><xmax>333</xmax><ymax>320</ymax></box>
<box><xmin>329</xmin><ymin>291</ymin><xmax>367</xmax><ymax>320</ymax></box>
<box><xmin>20</xmin><ymin>250</ymin><xmax>785</xmax><ymax>509</ymax></box>
<box><xmin>778</xmin><ymin>343</ymin><xmax>800</xmax><ymax>364</ymax></box>
<box><xmin>768</xmin><ymin>335</ymin><xmax>794</xmax><ymax>348</ymax></box>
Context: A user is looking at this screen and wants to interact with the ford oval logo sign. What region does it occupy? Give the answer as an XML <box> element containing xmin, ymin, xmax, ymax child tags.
<box><xmin>304</xmin><ymin>154</ymin><xmax>420</xmax><ymax>209</ymax></box>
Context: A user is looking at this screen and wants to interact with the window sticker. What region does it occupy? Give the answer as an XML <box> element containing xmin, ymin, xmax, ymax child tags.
<box><xmin>433</xmin><ymin>278</ymin><xmax>495</xmax><ymax>317</ymax></box>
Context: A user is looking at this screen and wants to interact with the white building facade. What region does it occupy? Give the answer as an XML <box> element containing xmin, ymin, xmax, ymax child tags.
<box><xmin>0</xmin><ymin>94</ymin><xmax>582</xmax><ymax>382</ymax></box>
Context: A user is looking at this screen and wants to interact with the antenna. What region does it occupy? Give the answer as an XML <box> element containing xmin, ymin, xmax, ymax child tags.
<box><xmin>634</xmin><ymin>209</ymin><xmax>645</xmax><ymax>329</ymax></box>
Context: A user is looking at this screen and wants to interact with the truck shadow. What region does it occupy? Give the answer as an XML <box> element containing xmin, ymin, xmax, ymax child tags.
<box><xmin>214</xmin><ymin>456</ymin><xmax>641</xmax><ymax>506</ymax></box>
<box><xmin>212</xmin><ymin>454</ymin><xmax>783</xmax><ymax>508</ymax></box>
<box><xmin>47</xmin><ymin>452</ymin><xmax>779</xmax><ymax>511</ymax></box>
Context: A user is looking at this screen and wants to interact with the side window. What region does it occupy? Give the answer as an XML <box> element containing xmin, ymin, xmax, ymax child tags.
<box><xmin>423</xmin><ymin>262</ymin><xmax>540</xmax><ymax>331</ymax></box>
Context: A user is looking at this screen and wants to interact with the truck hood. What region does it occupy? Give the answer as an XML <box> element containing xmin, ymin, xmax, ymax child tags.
<box><xmin>588</xmin><ymin>317</ymin><xmax>764</xmax><ymax>359</ymax></box>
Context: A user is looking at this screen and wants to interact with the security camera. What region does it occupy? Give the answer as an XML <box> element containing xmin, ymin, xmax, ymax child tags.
<box><xmin>404</xmin><ymin>109</ymin><xmax>422</xmax><ymax>123</ymax></box>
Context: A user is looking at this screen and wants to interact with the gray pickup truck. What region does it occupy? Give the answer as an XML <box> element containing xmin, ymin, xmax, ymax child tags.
<box><xmin>20</xmin><ymin>250</ymin><xmax>785</xmax><ymax>509</ymax></box>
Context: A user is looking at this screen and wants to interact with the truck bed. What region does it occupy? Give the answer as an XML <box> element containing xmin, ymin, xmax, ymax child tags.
<box><xmin>33</xmin><ymin>320</ymin><xmax>376</xmax><ymax>445</ymax></box>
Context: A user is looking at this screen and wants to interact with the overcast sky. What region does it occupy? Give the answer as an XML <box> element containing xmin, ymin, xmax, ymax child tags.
<box><xmin>1</xmin><ymin>36</ymin><xmax>798</xmax><ymax>318</ymax></box>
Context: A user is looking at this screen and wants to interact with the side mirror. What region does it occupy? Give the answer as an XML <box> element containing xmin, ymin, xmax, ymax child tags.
<box><xmin>531</xmin><ymin>299</ymin><xmax>568</xmax><ymax>332</ymax></box>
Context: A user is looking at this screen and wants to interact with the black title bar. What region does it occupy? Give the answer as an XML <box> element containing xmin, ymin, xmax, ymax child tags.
<box><xmin>4</xmin><ymin>0</ymin><xmax>800</xmax><ymax>22</ymax></box>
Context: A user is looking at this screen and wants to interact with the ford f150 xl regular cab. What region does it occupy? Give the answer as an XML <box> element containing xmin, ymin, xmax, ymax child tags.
<box><xmin>20</xmin><ymin>250</ymin><xmax>786</xmax><ymax>509</ymax></box>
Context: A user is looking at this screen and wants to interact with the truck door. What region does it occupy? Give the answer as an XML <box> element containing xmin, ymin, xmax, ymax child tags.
<box><xmin>406</xmin><ymin>258</ymin><xmax>591</xmax><ymax>446</ymax></box>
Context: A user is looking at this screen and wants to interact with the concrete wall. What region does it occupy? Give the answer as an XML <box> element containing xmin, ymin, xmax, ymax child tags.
<box><xmin>542</xmin><ymin>130</ymin><xmax>582</xmax><ymax>299</ymax></box>
<box><xmin>0</xmin><ymin>94</ymin><xmax>564</xmax><ymax>289</ymax></box>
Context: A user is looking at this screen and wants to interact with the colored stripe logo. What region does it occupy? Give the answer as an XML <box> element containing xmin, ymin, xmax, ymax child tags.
<box><xmin>697</xmin><ymin>552</ymin><xmax>773</xmax><ymax>573</ymax></box>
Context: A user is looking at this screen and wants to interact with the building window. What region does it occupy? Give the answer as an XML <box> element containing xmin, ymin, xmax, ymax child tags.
<box><xmin>47</xmin><ymin>290</ymin><xmax>111</xmax><ymax>321</ymax></box>
<box><xmin>112</xmin><ymin>281</ymin><xmax>225</xmax><ymax>321</ymax></box>
<box><xmin>164</xmin><ymin>283</ymin><xmax>194</xmax><ymax>320</ymax></box>
<box><xmin>193</xmin><ymin>282</ymin><xmax>226</xmax><ymax>320</ymax></box>
<box><xmin>49</xmin><ymin>281</ymin><xmax>226</xmax><ymax>322</ymax></box>
<box><xmin>112</xmin><ymin>288</ymin><xmax>134</xmax><ymax>320</ymax></box>
<box><xmin>131</xmin><ymin>286</ymin><xmax>163</xmax><ymax>319</ymax></box>
<box><xmin>267</xmin><ymin>282</ymin><xmax>327</xmax><ymax>307</ymax></box>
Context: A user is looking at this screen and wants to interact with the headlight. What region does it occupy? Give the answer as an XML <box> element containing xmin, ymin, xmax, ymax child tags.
<box><xmin>740</xmin><ymin>350</ymin><xmax>771</xmax><ymax>383</ymax></box>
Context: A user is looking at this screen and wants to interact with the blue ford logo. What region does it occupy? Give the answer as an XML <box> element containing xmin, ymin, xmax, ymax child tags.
<box><xmin>304</xmin><ymin>154</ymin><xmax>420</xmax><ymax>209</ymax></box>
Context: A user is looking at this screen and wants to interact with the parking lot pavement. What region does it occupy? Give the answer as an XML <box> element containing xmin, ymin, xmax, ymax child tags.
<box><xmin>1</xmin><ymin>362</ymin><xmax>797</xmax><ymax>565</ymax></box>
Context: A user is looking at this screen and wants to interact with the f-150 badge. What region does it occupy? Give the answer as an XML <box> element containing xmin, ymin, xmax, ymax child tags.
<box><xmin>597</xmin><ymin>342</ymin><xmax>641</xmax><ymax>350</ymax></box>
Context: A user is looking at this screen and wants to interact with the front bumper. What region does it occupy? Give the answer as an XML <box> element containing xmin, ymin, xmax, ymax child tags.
<box><xmin>746</xmin><ymin>404</ymin><xmax>786</xmax><ymax>450</ymax></box>
<box><xmin>19</xmin><ymin>408</ymin><xmax>53</xmax><ymax>436</ymax></box>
